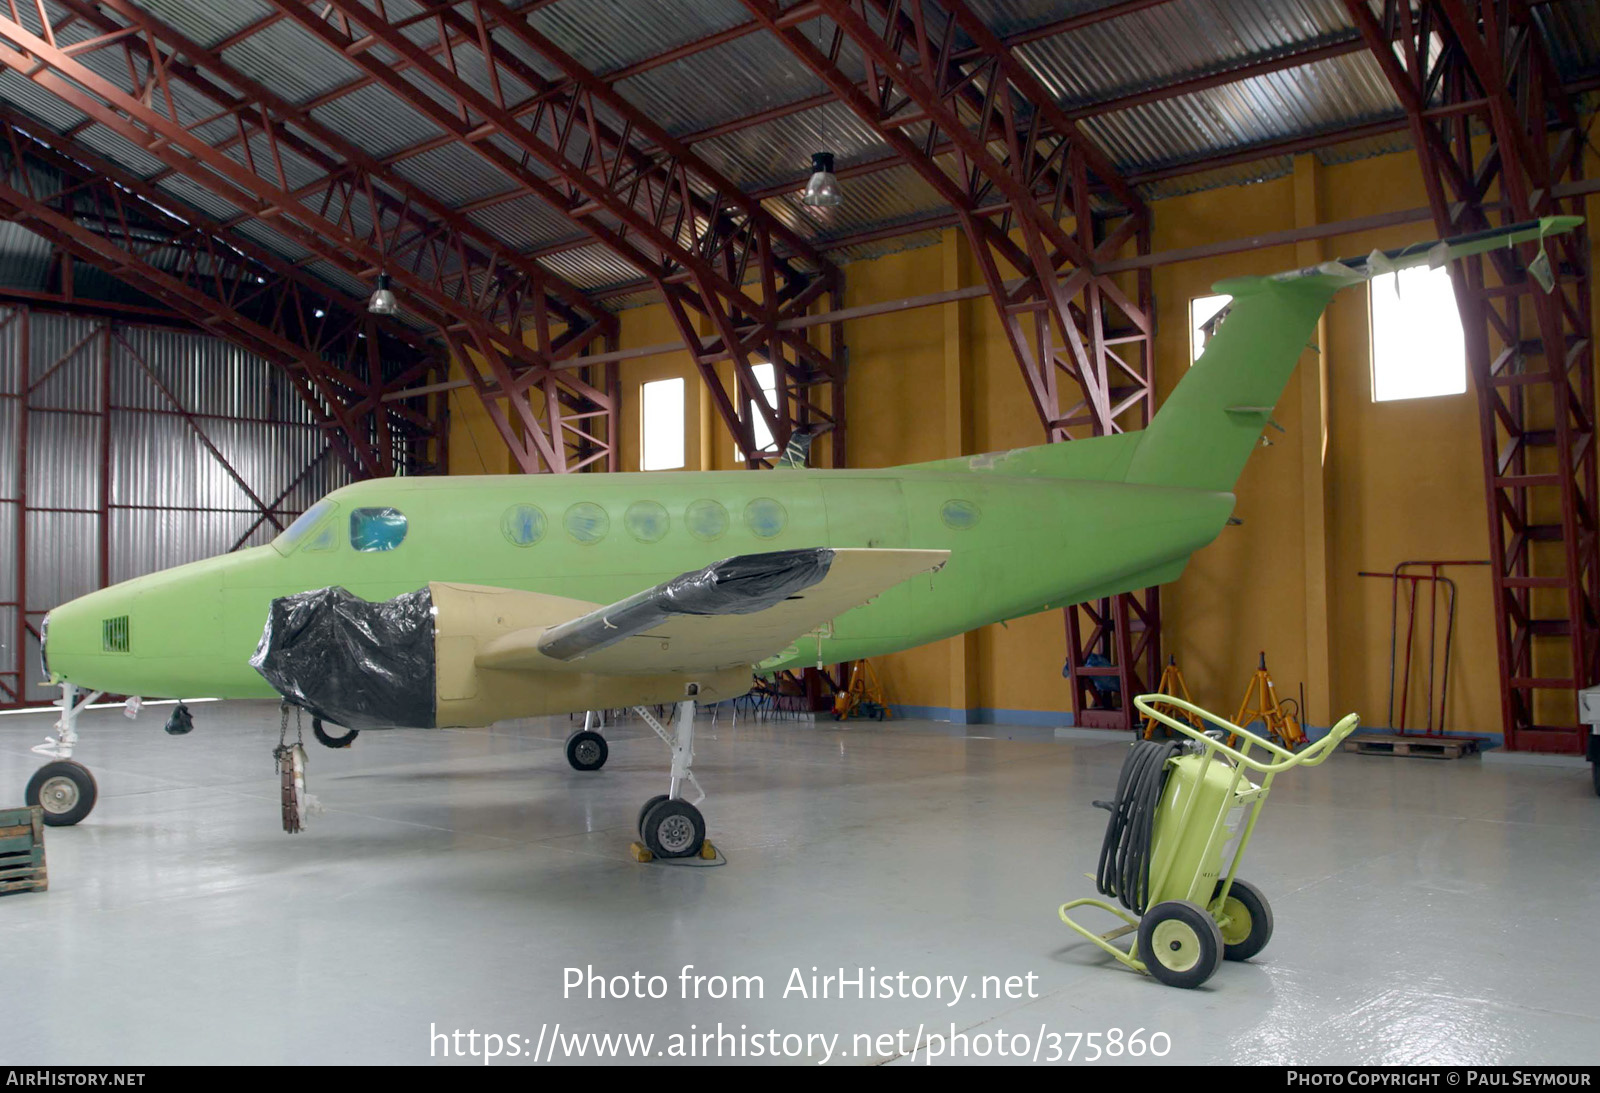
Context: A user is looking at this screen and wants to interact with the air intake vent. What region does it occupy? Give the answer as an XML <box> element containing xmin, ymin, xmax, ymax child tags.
<box><xmin>102</xmin><ymin>616</ymin><xmax>130</xmax><ymax>653</ymax></box>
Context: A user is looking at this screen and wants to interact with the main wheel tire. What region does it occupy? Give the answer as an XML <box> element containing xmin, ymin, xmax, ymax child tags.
<box><xmin>637</xmin><ymin>794</ymin><xmax>669</xmax><ymax>838</ymax></box>
<box><xmin>1592</xmin><ymin>760</ymin><xmax>1599</xmax><ymax>798</ymax></box>
<box><xmin>312</xmin><ymin>718</ymin><xmax>359</xmax><ymax>749</ymax></box>
<box><xmin>565</xmin><ymin>730</ymin><xmax>608</xmax><ymax>772</ymax></box>
<box><xmin>640</xmin><ymin>797</ymin><xmax>705</xmax><ymax>859</ymax></box>
<box><xmin>26</xmin><ymin>760</ymin><xmax>98</xmax><ymax>827</ymax></box>
<box><xmin>1212</xmin><ymin>879</ymin><xmax>1274</xmax><ymax>962</ymax></box>
<box><xmin>1137</xmin><ymin>899</ymin><xmax>1224</xmax><ymax>989</ymax></box>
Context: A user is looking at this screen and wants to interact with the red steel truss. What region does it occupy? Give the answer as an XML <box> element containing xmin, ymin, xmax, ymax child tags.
<box><xmin>1346</xmin><ymin>0</ymin><xmax>1596</xmax><ymax>753</ymax></box>
<box><xmin>0</xmin><ymin>107</ymin><xmax>444</xmax><ymax>479</ymax></box>
<box><xmin>0</xmin><ymin>0</ymin><xmax>619</xmax><ymax>475</ymax></box>
<box><xmin>0</xmin><ymin>304</ymin><xmax>349</xmax><ymax>709</ymax></box>
<box><xmin>747</xmin><ymin>0</ymin><xmax>1160</xmax><ymax>727</ymax></box>
<box><xmin>266</xmin><ymin>0</ymin><xmax>848</xmax><ymax>468</ymax></box>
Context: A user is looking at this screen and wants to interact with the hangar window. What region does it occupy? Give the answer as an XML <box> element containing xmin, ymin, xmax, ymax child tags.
<box><xmin>349</xmin><ymin>507</ymin><xmax>408</xmax><ymax>553</ymax></box>
<box><xmin>1190</xmin><ymin>294</ymin><xmax>1232</xmax><ymax>364</ymax></box>
<box><xmin>1369</xmin><ymin>265</ymin><xmax>1466</xmax><ymax>402</ymax></box>
<box><xmin>640</xmin><ymin>378</ymin><xmax>686</xmax><ymax>471</ymax></box>
<box><xmin>734</xmin><ymin>362</ymin><xmax>779</xmax><ymax>460</ymax></box>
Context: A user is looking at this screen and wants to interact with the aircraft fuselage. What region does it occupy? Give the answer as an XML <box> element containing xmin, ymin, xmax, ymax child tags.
<box><xmin>41</xmin><ymin>461</ymin><xmax>1234</xmax><ymax>707</ymax></box>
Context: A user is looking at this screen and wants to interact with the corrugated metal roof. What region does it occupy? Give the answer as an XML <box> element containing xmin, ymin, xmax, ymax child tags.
<box><xmin>615</xmin><ymin>31</ymin><xmax>864</xmax><ymax>138</ymax></box>
<box><xmin>528</xmin><ymin>0</ymin><xmax>752</xmax><ymax>77</ymax></box>
<box><xmin>695</xmin><ymin>98</ymin><xmax>931</xmax><ymax>192</ymax></box>
<box><xmin>0</xmin><ymin>0</ymin><xmax>1596</xmax><ymax>309</ymax></box>
<box><xmin>1080</xmin><ymin>52</ymin><xmax>1400</xmax><ymax>173</ymax></box>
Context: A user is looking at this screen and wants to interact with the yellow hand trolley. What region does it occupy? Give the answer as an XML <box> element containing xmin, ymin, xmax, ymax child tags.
<box><xmin>1059</xmin><ymin>695</ymin><xmax>1359</xmax><ymax>988</ymax></box>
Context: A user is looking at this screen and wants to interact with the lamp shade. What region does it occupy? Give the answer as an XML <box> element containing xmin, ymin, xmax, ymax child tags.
<box><xmin>800</xmin><ymin>152</ymin><xmax>842</xmax><ymax>208</ymax></box>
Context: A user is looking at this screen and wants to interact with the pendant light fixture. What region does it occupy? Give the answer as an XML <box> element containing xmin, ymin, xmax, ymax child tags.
<box><xmin>800</xmin><ymin>15</ymin><xmax>843</xmax><ymax>209</ymax></box>
<box><xmin>801</xmin><ymin>152</ymin><xmax>842</xmax><ymax>207</ymax></box>
<box><xmin>368</xmin><ymin>272</ymin><xmax>397</xmax><ymax>316</ymax></box>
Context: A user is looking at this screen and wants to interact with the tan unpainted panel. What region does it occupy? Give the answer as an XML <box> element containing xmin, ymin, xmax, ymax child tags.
<box><xmin>474</xmin><ymin>548</ymin><xmax>949</xmax><ymax>676</ymax></box>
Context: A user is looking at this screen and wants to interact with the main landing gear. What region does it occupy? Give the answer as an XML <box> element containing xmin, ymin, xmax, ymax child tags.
<box><xmin>629</xmin><ymin>697</ymin><xmax>714</xmax><ymax>861</ymax></box>
<box><xmin>565</xmin><ymin>709</ymin><xmax>608</xmax><ymax>772</ymax></box>
<box><xmin>25</xmin><ymin>683</ymin><xmax>104</xmax><ymax>827</ymax></box>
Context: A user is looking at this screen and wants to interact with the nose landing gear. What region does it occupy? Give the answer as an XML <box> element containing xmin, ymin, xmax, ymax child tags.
<box><xmin>26</xmin><ymin>760</ymin><xmax>98</xmax><ymax>827</ymax></box>
<box><xmin>25</xmin><ymin>683</ymin><xmax>104</xmax><ymax>827</ymax></box>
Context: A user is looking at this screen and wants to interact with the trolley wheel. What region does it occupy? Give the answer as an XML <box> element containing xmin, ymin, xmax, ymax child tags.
<box><xmin>1137</xmin><ymin>900</ymin><xmax>1224</xmax><ymax>989</ymax></box>
<box><xmin>640</xmin><ymin>797</ymin><xmax>705</xmax><ymax>859</ymax></box>
<box><xmin>26</xmin><ymin>759</ymin><xmax>98</xmax><ymax>827</ymax></box>
<box><xmin>565</xmin><ymin>730</ymin><xmax>608</xmax><ymax>772</ymax></box>
<box><xmin>312</xmin><ymin>717</ymin><xmax>359</xmax><ymax>749</ymax></box>
<box><xmin>637</xmin><ymin>794</ymin><xmax>669</xmax><ymax>839</ymax></box>
<box><xmin>1212</xmin><ymin>879</ymin><xmax>1274</xmax><ymax>962</ymax></box>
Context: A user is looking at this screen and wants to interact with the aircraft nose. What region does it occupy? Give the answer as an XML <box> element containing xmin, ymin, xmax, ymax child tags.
<box><xmin>34</xmin><ymin>587</ymin><xmax>134</xmax><ymax>691</ymax></box>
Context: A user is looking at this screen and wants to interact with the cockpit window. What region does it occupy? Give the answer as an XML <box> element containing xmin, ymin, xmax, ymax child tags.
<box><xmin>273</xmin><ymin>500</ymin><xmax>336</xmax><ymax>555</ymax></box>
<box><xmin>350</xmin><ymin>507</ymin><xmax>408</xmax><ymax>553</ymax></box>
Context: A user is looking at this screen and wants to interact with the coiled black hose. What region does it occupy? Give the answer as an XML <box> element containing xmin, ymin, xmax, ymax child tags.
<box><xmin>1094</xmin><ymin>739</ymin><xmax>1183</xmax><ymax>913</ymax></box>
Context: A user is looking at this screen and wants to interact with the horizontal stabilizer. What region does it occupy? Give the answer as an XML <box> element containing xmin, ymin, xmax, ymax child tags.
<box><xmin>1224</xmin><ymin>215</ymin><xmax>1582</xmax><ymax>294</ymax></box>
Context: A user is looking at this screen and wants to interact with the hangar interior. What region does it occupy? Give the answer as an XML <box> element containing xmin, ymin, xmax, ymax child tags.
<box><xmin>0</xmin><ymin>0</ymin><xmax>1598</xmax><ymax>1068</ymax></box>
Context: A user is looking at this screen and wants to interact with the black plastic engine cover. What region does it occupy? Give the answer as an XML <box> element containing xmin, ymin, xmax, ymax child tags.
<box><xmin>250</xmin><ymin>586</ymin><xmax>436</xmax><ymax>730</ymax></box>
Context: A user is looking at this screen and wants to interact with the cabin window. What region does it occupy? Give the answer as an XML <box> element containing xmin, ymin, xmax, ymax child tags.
<box><xmin>564</xmin><ymin>502</ymin><xmax>610</xmax><ymax>544</ymax></box>
<box><xmin>1190</xmin><ymin>294</ymin><xmax>1231</xmax><ymax>364</ymax></box>
<box><xmin>640</xmin><ymin>378</ymin><xmax>685</xmax><ymax>471</ymax></box>
<box><xmin>625</xmin><ymin>500</ymin><xmax>670</xmax><ymax>543</ymax></box>
<box><xmin>734</xmin><ymin>362</ymin><xmax>779</xmax><ymax>460</ymax></box>
<box><xmin>501</xmin><ymin>504</ymin><xmax>546</xmax><ymax>547</ymax></box>
<box><xmin>273</xmin><ymin>499</ymin><xmax>335</xmax><ymax>554</ymax></box>
<box><xmin>1369</xmin><ymin>265</ymin><xmax>1466</xmax><ymax>401</ymax></box>
<box><xmin>349</xmin><ymin>507</ymin><xmax>408</xmax><ymax>553</ymax></box>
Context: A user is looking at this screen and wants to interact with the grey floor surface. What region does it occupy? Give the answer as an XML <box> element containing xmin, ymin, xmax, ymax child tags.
<box><xmin>0</xmin><ymin>700</ymin><xmax>1596</xmax><ymax>1066</ymax></box>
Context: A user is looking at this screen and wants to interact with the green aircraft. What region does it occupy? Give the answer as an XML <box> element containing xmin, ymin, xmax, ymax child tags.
<box><xmin>22</xmin><ymin>218</ymin><xmax>1577</xmax><ymax>858</ymax></box>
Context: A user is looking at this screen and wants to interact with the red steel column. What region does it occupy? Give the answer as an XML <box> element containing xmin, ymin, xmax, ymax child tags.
<box><xmin>1346</xmin><ymin>0</ymin><xmax>1595</xmax><ymax>752</ymax></box>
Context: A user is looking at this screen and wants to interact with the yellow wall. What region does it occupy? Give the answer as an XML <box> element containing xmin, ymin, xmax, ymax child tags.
<box><xmin>450</xmin><ymin>147</ymin><xmax>1600</xmax><ymax>735</ymax></box>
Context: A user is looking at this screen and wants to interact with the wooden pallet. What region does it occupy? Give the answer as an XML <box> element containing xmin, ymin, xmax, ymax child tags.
<box><xmin>1343</xmin><ymin>733</ymin><xmax>1482</xmax><ymax>760</ymax></box>
<box><xmin>0</xmin><ymin>806</ymin><xmax>47</xmax><ymax>895</ymax></box>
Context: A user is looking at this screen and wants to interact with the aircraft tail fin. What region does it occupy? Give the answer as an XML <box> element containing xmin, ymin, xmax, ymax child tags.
<box><xmin>1121</xmin><ymin>216</ymin><xmax>1580</xmax><ymax>493</ymax></box>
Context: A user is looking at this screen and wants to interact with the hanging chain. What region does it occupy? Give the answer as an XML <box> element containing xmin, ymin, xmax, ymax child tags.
<box><xmin>274</xmin><ymin>702</ymin><xmax>305</xmax><ymax>773</ymax></box>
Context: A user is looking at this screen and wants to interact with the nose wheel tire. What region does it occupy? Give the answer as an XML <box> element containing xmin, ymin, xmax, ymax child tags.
<box><xmin>640</xmin><ymin>797</ymin><xmax>704</xmax><ymax>859</ymax></box>
<box><xmin>26</xmin><ymin>760</ymin><xmax>98</xmax><ymax>827</ymax></box>
<box><xmin>1212</xmin><ymin>879</ymin><xmax>1274</xmax><ymax>962</ymax></box>
<box><xmin>1137</xmin><ymin>899</ymin><xmax>1224</xmax><ymax>989</ymax></box>
<box><xmin>565</xmin><ymin>729</ymin><xmax>608</xmax><ymax>771</ymax></box>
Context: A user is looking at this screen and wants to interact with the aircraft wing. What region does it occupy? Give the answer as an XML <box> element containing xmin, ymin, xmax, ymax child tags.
<box><xmin>473</xmin><ymin>547</ymin><xmax>948</xmax><ymax>675</ymax></box>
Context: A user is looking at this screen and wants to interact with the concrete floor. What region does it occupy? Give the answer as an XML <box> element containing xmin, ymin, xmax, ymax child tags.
<box><xmin>0</xmin><ymin>700</ymin><xmax>1596</xmax><ymax>1066</ymax></box>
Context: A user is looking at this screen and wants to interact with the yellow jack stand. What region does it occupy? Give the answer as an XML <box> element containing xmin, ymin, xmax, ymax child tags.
<box><xmin>832</xmin><ymin>659</ymin><xmax>891</xmax><ymax>721</ymax></box>
<box><xmin>1141</xmin><ymin>655</ymin><xmax>1206</xmax><ymax>740</ymax></box>
<box><xmin>1233</xmin><ymin>652</ymin><xmax>1306</xmax><ymax>749</ymax></box>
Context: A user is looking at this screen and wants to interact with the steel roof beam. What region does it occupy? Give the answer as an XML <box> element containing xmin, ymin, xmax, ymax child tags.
<box><xmin>0</xmin><ymin>2</ymin><xmax>617</xmax><ymax>474</ymax></box>
<box><xmin>0</xmin><ymin>111</ymin><xmax>443</xmax><ymax>479</ymax></box>
<box><xmin>49</xmin><ymin>0</ymin><xmax>608</xmax><ymax>335</ymax></box>
<box><xmin>746</xmin><ymin>0</ymin><xmax>1154</xmax><ymax>437</ymax></box>
<box><xmin>283</xmin><ymin>0</ymin><xmax>846</xmax><ymax>466</ymax></box>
